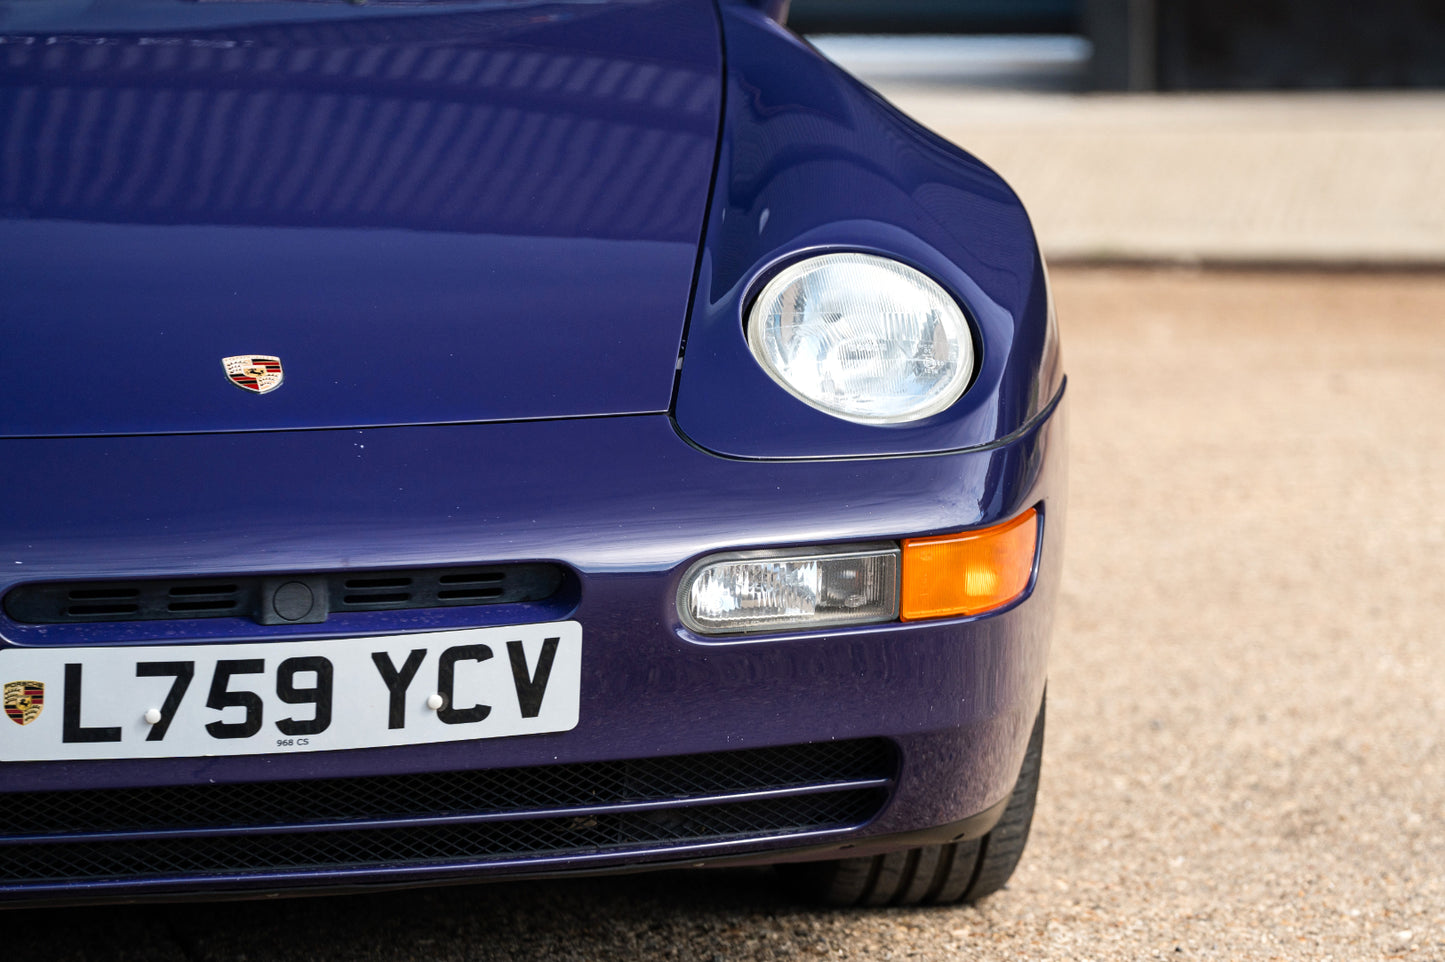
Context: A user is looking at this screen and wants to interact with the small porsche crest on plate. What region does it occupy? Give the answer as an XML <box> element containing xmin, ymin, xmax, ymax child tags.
<box><xmin>223</xmin><ymin>355</ymin><xmax>284</xmax><ymax>394</ymax></box>
<box><xmin>4</xmin><ymin>680</ymin><xmax>44</xmax><ymax>727</ymax></box>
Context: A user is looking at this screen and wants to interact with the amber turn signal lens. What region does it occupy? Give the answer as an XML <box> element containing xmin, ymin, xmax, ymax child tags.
<box><xmin>900</xmin><ymin>509</ymin><xmax>1039</xmax><ymax>620</ymax></box>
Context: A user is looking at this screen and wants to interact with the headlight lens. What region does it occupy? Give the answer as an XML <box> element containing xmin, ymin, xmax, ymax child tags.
<box><xmin>746</xmin><ymin>252</ymin><xmax>975</xmax><ymax>424</ymax></box>
<box><xmin>680</xmin><ymin>544</ymin><xmax>900</xmax><ymax>635</ymax></box>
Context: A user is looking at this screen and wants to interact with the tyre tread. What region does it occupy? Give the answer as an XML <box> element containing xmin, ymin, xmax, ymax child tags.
<box><xmin>778</xmin><ymin>693</ymin><xmax>1045</xmax><ymax>908</ymax></box>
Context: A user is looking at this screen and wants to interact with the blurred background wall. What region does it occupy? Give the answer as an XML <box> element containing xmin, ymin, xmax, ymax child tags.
<box><xmin>787</xmin><ymin>0</ymin><xmax>1445</xmax><ymax>91</ymax></box>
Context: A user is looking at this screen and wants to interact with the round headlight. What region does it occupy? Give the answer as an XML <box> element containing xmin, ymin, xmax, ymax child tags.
<box><xmin>746</xmin><ymin>252</ymin><xmax>975</xmax><ymax>424</ymax></box>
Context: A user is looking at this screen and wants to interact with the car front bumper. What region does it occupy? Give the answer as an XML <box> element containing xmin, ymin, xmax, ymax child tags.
<box><xmin>0</xmin><ymin>390</ymin><xmax>1065</xmax><ymax>902</ymax></box>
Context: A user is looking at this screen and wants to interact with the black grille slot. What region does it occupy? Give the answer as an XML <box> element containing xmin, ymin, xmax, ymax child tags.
<box><xmin>0</xmin><ymin>741</ymin><xmax>893</xmax><ymax>887</ymax></box>
<box><xmin>440</xmin><ymin>572</ymin><xmax>504</xmax><ymax>584</ymax></box>
<box><xmin>65</xmin><ymin>586</ymin><xmax>141</xmax><ymax>617</ymax></box>
<box><xmin>3</xmin><ymin>564</ymin><xmax>566</xmax><ymax>626</ymax></box>
<box><xmin>437</xmin><ymin>588</ymin><xmax>503</xmax><ymax>600</ymax></box>
<box><xmin>168</xmin><ymin>584</ymin><xmax>238</xmax><ymax>597</ymax></box>
<box><xmin>166</xmin><ymin>584</ymin><xmax>242</xmax><ymax>615</ymax></box>
<box><xmin>65</xmin><ymin>603</ymin><xmax>140</xmax><ymax>617</ymax></box>
<box><xmin>342</xmin><ymin>592</ymin><xmax>411</xmax><ymax>606</ymax></box>
<box><xmin>327</xmin><ymin>565</ymin><xmax>561</xmax><ymax>614</ymax></box>
<box><xmin>343</xmin><ymin>577</ymin><xmax>412</xmax><ymax>590</ymax></box>
<box><xmin>165</xmin><ymin>600</ymin><xmax>240</xmax><ymax>613</ymax></box>
<box><xmin>68</xmin><ymin>588</ymin><xmax>139</xmax><ymax>600</ymax></box>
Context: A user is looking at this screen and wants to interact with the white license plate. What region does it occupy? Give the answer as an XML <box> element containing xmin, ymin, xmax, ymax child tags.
<box><xmin>0</xmin><ymin>622</ymin><xmax>581</xmax><ymax>761</ymax></box>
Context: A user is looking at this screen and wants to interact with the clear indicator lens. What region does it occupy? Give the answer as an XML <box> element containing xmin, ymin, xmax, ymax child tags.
<box><xmin>747</xmin><ymin>253</ymin><xmax>974</xmax><ymax>424</ymax></box>
<box><xmin>681</xmin><ymin>546</ymin><xmax>899</xmax><ymax>635</ymax></box>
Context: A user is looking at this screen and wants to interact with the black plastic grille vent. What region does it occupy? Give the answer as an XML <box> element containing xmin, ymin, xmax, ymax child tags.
<box><xmin>3</xmin><ymin>564</ymin><xmax>565</xmax><ymax>626</ymax></box>
<box><xmin>0</xmin><ymin>740</ymin><xmax>894</xmax><ymax>887</ymax></box>
<box><xmin>0</xmin><ymin>793</ymin><xmax>885</xmax><ymax>885</ymax></box>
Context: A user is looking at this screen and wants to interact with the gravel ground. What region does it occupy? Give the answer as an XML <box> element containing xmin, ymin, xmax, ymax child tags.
<box><xmin>32</xmin><ymin>268</ymin><xmax>1445</xmax><ymax>960</ymax></box>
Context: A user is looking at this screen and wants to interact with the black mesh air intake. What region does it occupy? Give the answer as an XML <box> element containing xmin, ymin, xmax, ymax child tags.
<box><xmin>0</xmin><ymin>740</ymin><xmax>895</xmax><ymax>889</ymax></box>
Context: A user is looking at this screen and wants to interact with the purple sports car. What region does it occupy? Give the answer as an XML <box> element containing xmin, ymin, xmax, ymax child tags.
<box><xmin>0</xmin><ymin>0</ymin><xmax>1065</xmax><ymax>907</ymax></box>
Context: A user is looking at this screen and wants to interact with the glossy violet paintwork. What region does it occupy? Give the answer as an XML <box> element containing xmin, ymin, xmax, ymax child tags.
<box><xmin>0</xmin><ymin>408</ymin><xmax>1065</xmax><ymax>899</ymax></box>
<box><xmin>674</xmin><ymin>3</ymin><xmax>1058</xmax><ymax>460</ymax></box>
<box><xmin>0</xmin><ymin>0</ymin><xmax>720</xmax><ymax>437</ymax></box>
<box><xmin>0</xmin><ymin>0</ymin><xmax>1065</xmax><ymax>901</ymax></box>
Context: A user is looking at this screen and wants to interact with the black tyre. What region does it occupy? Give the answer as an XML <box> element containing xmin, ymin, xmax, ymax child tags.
<box><xmin>779</xmin><ymin>694</ymin><xmax>1045</xmax><ymax>907</ymax></box>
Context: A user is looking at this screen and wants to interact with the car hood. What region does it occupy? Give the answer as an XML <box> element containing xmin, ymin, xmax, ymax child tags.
<box><xmin>0</xmin><ymin>0</ymin><xmax>721</xmax><ymax>438</ymax></box>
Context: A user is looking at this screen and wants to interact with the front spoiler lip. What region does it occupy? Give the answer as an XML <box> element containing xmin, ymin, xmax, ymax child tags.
<box><xmin>0</xmin><ymin>795</ymin><xmax>1009</xmax><ymax>909</ymax></box>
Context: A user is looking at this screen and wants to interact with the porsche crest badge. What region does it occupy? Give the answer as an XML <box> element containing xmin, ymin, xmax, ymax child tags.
<box><xmin>4</xmin><ymin>680</ymin><xmax>44</xmax><ymax>726</ymax></box>
<box><xmin>223</xmin><ymin>355</ymin><xmax>284</xmax><ymax>394</ymax></box>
